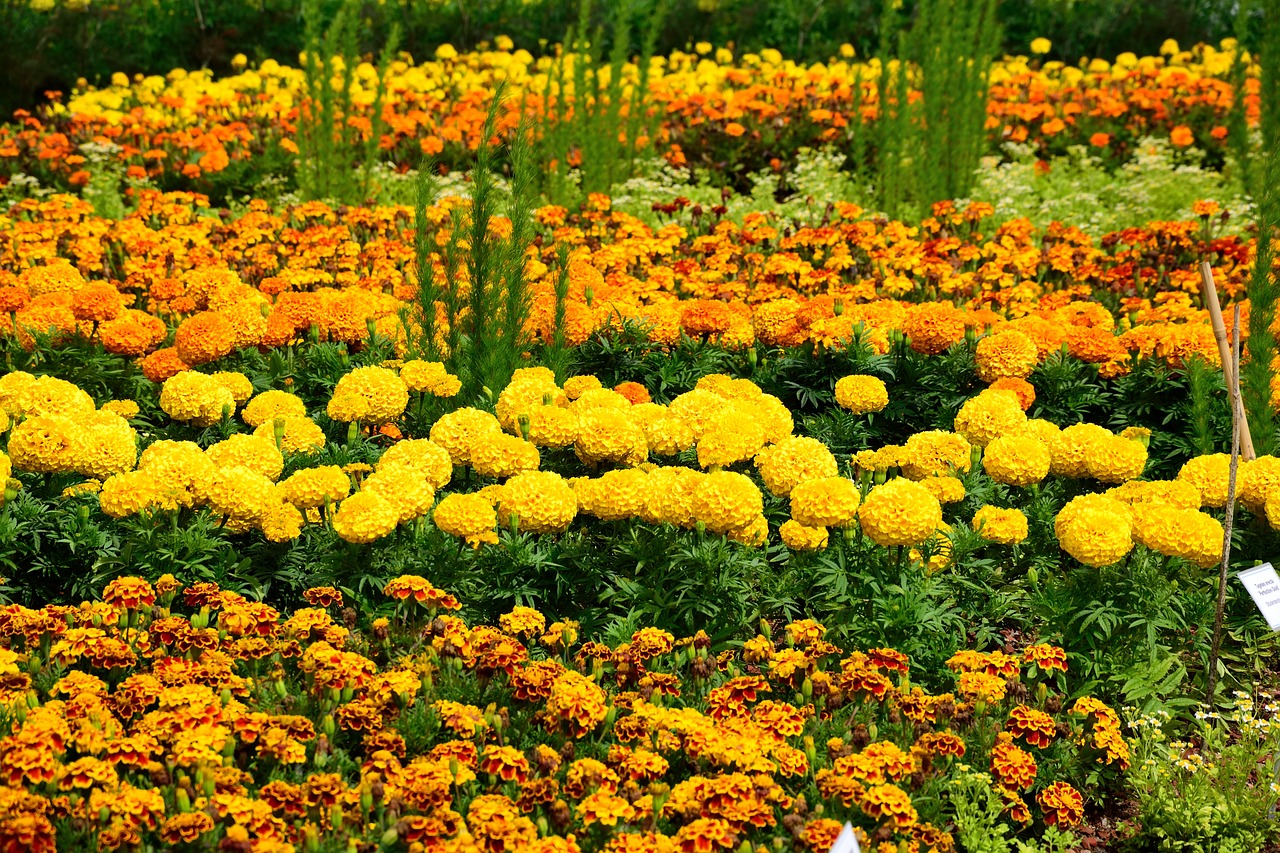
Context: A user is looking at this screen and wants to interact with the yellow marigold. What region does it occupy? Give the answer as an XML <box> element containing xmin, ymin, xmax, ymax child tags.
<box><xmin>575</xmin><ymin>408</ymin><xmax>647</xmax><ymax>466</ymax></box>
<box><xmin>697</xmin><ymin>407</ymin><xmax>766</xmax><ymax>468</ymax></box>
<box><xmin>206</xmin><ymin>465</ymin><xmax>279</xmax><ymax>524</ymax></box>
<box><xmin>326</xmin><ymin>366</ymin><xmax>409</xmax><ymax>425</ymax></box>
<box><xmin>780</xmin><ymin>519</ymin><xmax>829</xmax><ymax>551</ymax></box>
<box><xmin>526</xmin><ymin>406</ymin><xmax>579</xmax><ymax>448</ymax></box>
<box><xmin>159</xmin><ymin>371</ymin><xmax>235</xmax><ymax>426</ymax></box>
<box><xmin>1020</xmin><ymin>418</ymin><xmax>1061</xmax><ymax>445</ymax></box>
<box><xmin>15</xmin><ymin>375</ymin><xmax>95</xmax><ymax>418</ymax></box>
<box><xmin>400</xmin><ymin>360</ymin><xmax>457</xmax><ymax>395</ymax></box>
<box><xmin>1176</xmin><ymin>453</ymin><xmax>1234</xmax><ymax>508</ymax></box>
<box><xmin>1133</xmin><ymin>505</ymin><xmax>1223</xmax><ymax>567</ymax></box>
<box><xmin>1086</xmin><ymin>434</ymin><xmax>1147</xmax><ymax>484</ymax></box>
<box><xmin>575</xmin><ymin>468</ymin><xmax>650</xmax><ymax>521</ymax></box>
<box><xmin>433</xmin><ymin>493</ymin><xmax>499</xmax><ymax>546</ymax></box>
<box><xmin>569</xmin><ymin>387</ymin><xmax>631</xmax><ymax>413</ymax></box>
<box><xmin>790</xmin><ymin>476</ymin><xmax>860</xmax><ymax>528</ymax></box>
<box><xmin>755</xmin><ymin>436</ymin><xmax>838</xmax><ymax>497</ymax></box>
<box><xmin>206</xmin><ymin>434</ymin><xmax>284</xmax><ymax>481</ymax></box>
<box><xmin>333</xmin><ymin>490</ymin><xmax>400</xmax><ymax>543</ymax></box>
<box><xmin>498</xmin><ymin>470</ymin><xmax>578</xmax><ymax>533</ymax></box>
<box><xmin>1055</xmin><ymin>494</ymin><xmax>1133</xmax><ymax>567</ymax></box>
<box><xmin>1106</xmin><ymin>479</ymin><xmax>1202</xmax><ymax>510</ymax></box>
<box><xmin>975</xmin><ymin>330</ymin><xmax>1039</xmax><ymax>382</ymax></box>
<box><xmin>99</xmin><ymin>399</ymin><xmax>139</xmax><ymax>419</ymax></box>
<box><xmin>692</xmin><ymin>470</ymin><xmax>764</xmax><ymax>534</ymax></box>
<box><xmin>242</xmin><ymin>390</ymin><xmax>307</xmax><ymax>428</ymax></box>
<box><xmin>920</xmin><ymin>475</ymin><xmax>966</xmax><ymax>504</ymax></box>
<box><xmin>753</xmin><ymin>394</ymin><xmax>795</xmax><ymax>444</ymax></box>
<box><xmin>983</xmin><ymin>434</ymin><xmax>1051</xmax><ymax>486</ymax></box>
<box><xmin>642</xmin><ymin>466</ymin><xmax>704</xmax><ymax>527</ymax></box>
<box><xmin>958</xmin><ymin>671</ymin><xmax>1009</xmax><ymax>703</ymax></box>
<box><xmin>280</xmin><ymin>465</ymin><xmax>351</xmax><ymax>508</ymax></box>
<box><xmin>210</xmin><ymin>371</ymin><xmax>253</xmax><ymax>406</ymax></box>
<box><xmin>0</xmin><ymin>450</ymin><xmax>10</xmax><ymax>482</ymax></box>
<box><xmin>138</xmin><ymin>440</ymin><xmax>215</xmax><ymax>508</ymax></box>
<box><xmin>99</xmin><ymin>471</ymin><xmax>168</xmax><ymax>518</ymax></box>
<box><xmin>668</xmin><ymin>389</ymin><xmax>726</xmax><ymax>439</ymax></box>
<box><xmin>834</xmin><ymin>375</ymin><xmax>889</xmax><ymax>414</ymax></box>
<box><xmin>372</xmin><ymin>441</ymin><xmax>450</xmax><ymax>492</ymax></box>
<box><xmin>1239</xmin><ymin>455</ymin><xmax>1280</xmax><ymax>512</ymax></box>
<box><xmin>7</xmin><ymin>415</ymin><xmax>77</xmax><ymax>474</ymax></box>
<box><xmin>0</xmin><ymin>371</ymin><xmax>36</xmax><ymax>414</ymax></box>
<box><xmin>73</xmin><ymin>410</ymin><xmax>138</xmax><ymax>479</ymax></box>
<box><xmin>953</xmin><ymin>389</ymin><xmax>1027</xmax><ymax>447</ymax></box>
<box><xmin>972</xmin><ymin>505</ymin><xmax>1029</xmax><ymax>545</ymax></box>
<box><xmin>362</xmin><ymin>469</ymin><xmax>435</xmax><ymax>524</ymax></box>
<box><xmin>253</xmin><ymin>416</ymin><xmax>326</xmax><ymax>455</ymax></box>
<box><xmin>563</xmin><ymin>375</ymin><xmax>604</xmax><ymax>401</ymax></box>
<box><xmin>261</xmin><ymin>500</ymin><xmax>303</xmax><ymax>542</ymax></box>
<box><xmin>498</xmin><ymin>606</ymin><xmax>546</xmax><ymax>640</ymax></box>
<box><xmin>900</xmin><ymin>430</ymin><xmax>972</xmax><ymax>479</ymax></box>
<box><xmin>854</xmin><ymin>445</ymin><xmax>904</xmax><ymax>472</ymax></box>
<box><xmin>471</xmin><ymin>434</ymin><xmax>541</xmax><ymax>479</ymax></box>
<box><xmin>859</xmin><ymin>478</ymin><xmax>942</xmax><ymax>547</ymax></box>
<box><xmin>1048</xmin><ymin>422</ymin><xmax>1112</xmax><ymax>478</ymax></box>
<box><xmin>496</xmin><ymin>372</ymin><xmax>566</xmax><ymax>432</ymax></box>
<box><xmin>174</xmin><ymin>311</ymin><xmax>236</xmax><ymax>366</ymax></box>
<box><xmin>641</xmin><ymin>412</ymin><xmax>695</xmax><ymax>456</ymax></box>
<box><xmin>430</xmin><ymin>408</ymin><xmax>502</xmax><ymax>465</ymax></box>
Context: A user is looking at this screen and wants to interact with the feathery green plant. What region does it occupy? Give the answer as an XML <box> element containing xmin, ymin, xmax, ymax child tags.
<box><xmin>296</xmin><ymin>0</ymin><xmax>400</xmax><ymax>204</ymax></box>
<box><xmin>1185</xmin><ymin>354</ymin><xmax>1218</xmax><ymax>455</ymax></box>
<box><xmin>870</xmin><ymin>0</ymin><xmax>1000</xmax><ymax>216</ymax></box>
<box><xmin>410</xmin><ymin>87</ymin><xmax>539</xmax><ymax>402</ymax></box>
<box><xmin>534</xmin><ymin>0</ymin><xmax>666</xmax><ymax>206</ymax></box>
<box><xmin>1241</xmin><ymin>4</ymin><xmax>1278</xmax><ymax>454</ymax></box>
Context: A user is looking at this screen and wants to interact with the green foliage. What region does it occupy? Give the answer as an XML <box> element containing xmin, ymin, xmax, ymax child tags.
<box><xmin>0</xmin><ymin>0</ymin><xmax>1242</xmax><ymax>119</ymax></box>
<box><xmin>534</xmin><ymin>0</ymin><xmax>666</xmax><ymax>207</ymax></box>
<box><xmin>971</xmin><ymin>137</ymin><xmax>1249</xmax><ymax>236</ymax></box>
<box><xmin>296</xmin><ymin>0</ymin><xmax>400</xmax><ymax>204</ymax></box>
<box><xmin>1239</xmin><ymin>6</ymin><xmax>1279</xmax><ymax>455</ymax></box>
<box><xmin>948</xmin><ymin>770</ymin><xmax>1016</xmax><ymax>853</ymax></box>
<box><xmin>1125</xmin><ymin>700</ymin><xmax>1280</xmax><ymax>852</ymax></box>
<box><xmin>410</xmin><ymin>88</ymin><xmax>539</xmax><ymax>400</ymax></box>
<box><xmin>871</xmin><ymin>0</ymin><xmax>1000</xmax><ymax>216</ymax></box>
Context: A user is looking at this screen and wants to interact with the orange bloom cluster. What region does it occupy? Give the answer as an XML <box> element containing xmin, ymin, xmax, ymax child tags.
<box><xmin>0</xmin><ymin>42</ymin><xmax>1254</xmax><ymax>191</ymax></box>
<box><xmin>0</xmin><ymin>577</ymin><xmax>1120</xmax><ymax>851</ymax></box>
<box><xmin>0</xmin><ymin>191</ymin><xmax>1266</xmax><ymax>385</ymax></box>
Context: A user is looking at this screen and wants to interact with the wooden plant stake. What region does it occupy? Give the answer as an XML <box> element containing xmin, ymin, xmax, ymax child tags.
<box><xmin>1207</xmin><ymin>303</ymin><xmax>1245</xmax><ymax>702</ymax></box>
<box><xmin>1200</xmin><ymin>261</ymin><xmax>1257</xmax><ymax>460</ymax></box>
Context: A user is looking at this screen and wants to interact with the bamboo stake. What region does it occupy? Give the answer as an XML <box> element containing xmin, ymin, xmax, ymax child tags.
<box><xmin>1207</xmin><ymin>304</ymin><xmax>1245</xmax><ymax>702</ymax></box>
<box><xmin>1200</xmin><ymin>261</ymin><xmax>1257</xmax><ymax>460</ymax></box>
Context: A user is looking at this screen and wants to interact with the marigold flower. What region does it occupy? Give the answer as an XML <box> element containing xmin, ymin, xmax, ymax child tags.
<box><xmin>834</xmin><ymin>375</ymin><xmax>889</xmax><ymax>414</ymax></box>
<box><xmin>498</xmin><ymin>470</ymin><xmax>578</xmax><ymax>533</ymax></box>
<box><xmin>692</xmin><ymin>470</ymin><xmax>764</xmax><ymax>534</ymax></box>
<box><xmin>972</xmin><ymin>505</ymin><xmax>1028</xmax><ymax>545</ymax></box>
<box><xmin>1036</xmin><ymin>781</ymin><xmax>1084</xmax><ymax>826</ymax></box>
<box><xmin>858</xmin><ymin>478</ymin><xmax>942</xmax><ymax>547</ymax></box>
<box><xmin>434</xmin><ymin>493</ymin><xmax>499</xmax><ymax>546</ymax></box>
<box><xmin>983</xmin><ymin>433</ymin><xmax>1051</xmax><ymax>486</ymax></box>
<box><xmin>755</xmin><ymin>436</ymin><xmax>838</xmax><ymax>497</ymax></box>
<box><xmin>327</xmin><ymin>366</ymin><xmax>409</xmax><ymax>425</ymax></box>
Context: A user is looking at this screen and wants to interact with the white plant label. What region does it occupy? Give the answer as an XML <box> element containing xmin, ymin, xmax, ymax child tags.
<box><xmin>829</xmin><ymin>822</ymin><xmax>861</xmax><ymax>853</ymax></box>
<box><xmin>1239</xmin><ymin>563</ymin><xmax>1280</xmax><ymax>631</ymax></box>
